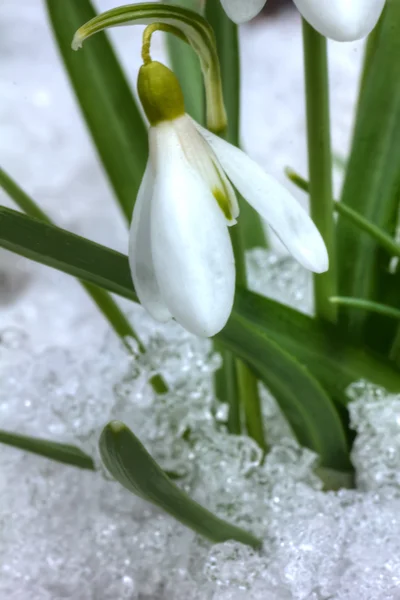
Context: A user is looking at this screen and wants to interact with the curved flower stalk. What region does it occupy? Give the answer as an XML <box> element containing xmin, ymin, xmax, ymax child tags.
<box><xmin>130</xmin><ymin>57</ymin><xmax>328</xmax><ymax>337</ymax></box>
<box><xmin>220</xmin><ymin>0</ymin><xmax>386</xmax><ymax>42</ymax></box>
<box><xmin>72</xmin><ymin>2</ymin><xmax>226</xmax><ymax>131</ymax></box>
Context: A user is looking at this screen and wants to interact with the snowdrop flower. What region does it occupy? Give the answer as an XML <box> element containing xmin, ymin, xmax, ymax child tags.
<box><xmin>129</xmin><ymin>60</ymin><xmax>328</xmax><ymax>337</ymax></box>
<box><xmin>220</xmin><ymin>0</ymin><xmax>386</xmax><ymax>42</ymax></box>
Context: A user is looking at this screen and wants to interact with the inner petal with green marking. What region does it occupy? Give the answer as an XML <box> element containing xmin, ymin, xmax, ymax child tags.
<box><xmin>173</xmin><ymin>114</ymin><xmax>239</xmax><ymax>224</ymax></box>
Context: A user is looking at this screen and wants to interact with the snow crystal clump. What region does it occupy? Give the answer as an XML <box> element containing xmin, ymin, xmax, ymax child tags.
<box><xmin>349</xmin><ymin>381</ymin><xmax>400</xmax><ymax>492</ymax></box>
<box><xmin>3</xmin><ymin>252</ymin><xmax>400</xmax><ymax>599</ymax></box>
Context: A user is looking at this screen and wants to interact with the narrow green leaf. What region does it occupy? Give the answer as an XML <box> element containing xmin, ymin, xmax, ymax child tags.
<box><xmin>0</xmin><ymin>167</ymin><xmax>140</xmax><ymax>344</ymax></box>
<box><xmin>0</xmin><ymin>429</ymin><xmax>94</xmax><ymax>470</ymax></box>
<box><xmin>223</xmin><ymin>289</ymin><xmax>400</xmax><ymax>405</ymax></box>
<box><xmin>45</xmin><ymin>0</ymin><xmax>148</xmax><ymax>221</ymax></box>
<box><xmin>336</xmin><ymin>0</ymin><xmax>400</xmax><ymax>343</ymax></box>
<box><xmin>3</xmin><ymin>206</ymin><xmax>400</xmax><ymax>410</ymax></box>
<box><xmin>100</xmin><ymin>421</ymin><xmax>262</xmax><ymax>548</ymax></box>
<box><xmin>0</xmin><ymin>207</ymin><xmax>137</xmax><ymax>302</ymax></box>
<box><xmin>357</xmin><ymin>7</ymin><xmax>386</xmax><ymax>110</ymax></box>
<box><xmin>0</xmin><ymin>169</ymin><xmax>169</xmax><ymax>392</ymax></box>
<box><xmin>163</xmin><ymin>0</ymin><xmax>204</xmax><ymax>124</ymax></box>
<box><xmin>219</xmin><ymin>308</ymin><xmax>351</xmax><ymax>471</ymax></box>
<box><xmin>213</xmin><ymin>344</ymin><xmax>242</xmax><ymax>435</ymax></box>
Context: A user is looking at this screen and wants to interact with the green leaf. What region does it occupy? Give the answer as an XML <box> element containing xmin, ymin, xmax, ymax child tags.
<box><xmin>3</xmin><ymin>206</ymin><xmax>400</xmax><ymax>416</ymax></box>
<box><xmin>2</xmin><ymin>206</ymin><xmax>347</xmax><ymax>468</ymax></box>
<box><xmin>336</xmin><ymin>0</ymin><xmax>400</xmax><ymax>345</ymax></box>
<box><xmin>225</xmin><ymin>289</ymin><xmax>400</xmax><ymax>406</ymax></box>
<box><xmin>163</xmin><ymin>0</ymin><xmax>204</xmax><ymax>124</ymax></box>
<box><xmin>100</xmin><ymin>421</ymin><xmax>262</xmax><ymax>548</ymax></box>
<box><xmin>0</xmin><ymin>429</ymin><xmax>94</xmax><ymax>470</ymax></box>
<box><xmin>0</xmin><ymin>169</ymin><xmax>169</xmax><ymax>392</ymax></box>
<box><xmin>0</xmin><ymin>166</ymin><xmax>138</xmax><ymax>342</ymax></box>
<box><xmin>0</xmin><ymin>207</ymin><xmax>137</xmax><ymax>303</ymax></box>
<box><xmin>219</xmin><ymin>304</ymin><xmax>351</xmax><ymax>471</ymax></box>
<box><xmin>45</xmin><ymin>0</ymin><xmax>148</xmax><ymax>222</ymax></box>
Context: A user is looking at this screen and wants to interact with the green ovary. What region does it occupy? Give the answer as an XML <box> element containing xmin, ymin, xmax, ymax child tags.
<box><xmin>137</xmin><ymin>61</ymin><xmax>186</xmax><ymax>126</ymax></box>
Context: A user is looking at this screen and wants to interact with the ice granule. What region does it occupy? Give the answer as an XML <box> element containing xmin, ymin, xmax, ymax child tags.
<box><xmin>247</xmin><ymin>248</ymin><xmax>313</xmax><ymax>315</ymax></box>
<box><xmin>348</xmin><ymin>381</ymin><xmax>400</xmax><ymax>492</ymax></box>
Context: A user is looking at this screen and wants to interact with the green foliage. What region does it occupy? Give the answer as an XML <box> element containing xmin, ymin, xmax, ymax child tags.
<box><xmin>337</xmin><ymin>1</ymin><xmax>400</xmax><ymax>348</ymax></box>
<box><xmin>0</xmin><ymin>429</ymin><xmax>95</xmax><ymax>470</ymax></box>
<box><xmin>100</xmin><ymin>421</ymin><xmax>262</xmax><ymax>548</ymax></box>
<box><xmin>10</xmin><ymin>206</ymin><xmax>400</xmax><ymax>469</ymax></box>
<box><xmin>46</xmin><ymin>0</ymin><xmax>148</xmax><ymax>222</ymax></box>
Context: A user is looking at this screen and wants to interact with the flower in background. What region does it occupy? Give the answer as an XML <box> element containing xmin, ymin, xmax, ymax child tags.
<box><xmin>129</xmin><ymin>61</ymin><xmax>328</xmax><ymax>338</ymax></box>
<box><xmin>220</xmin><ymin>0</ymin><xmax>386</xmax><ymax>42</ymax></box>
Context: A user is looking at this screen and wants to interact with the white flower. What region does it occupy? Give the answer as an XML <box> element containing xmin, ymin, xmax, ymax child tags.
<box><xmin>220</xmin><ymin>0</ymin><xmax>386</xmax><ymax>42</ymax></box>
<box><xmin>129</xmin><ymin>61</ymin><xmax>328</xmax><ymax>338</ymax></box>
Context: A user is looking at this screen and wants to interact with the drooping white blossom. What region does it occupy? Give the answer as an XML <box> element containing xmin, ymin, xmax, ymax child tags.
<box><xmin>219</xmin><ymin>0</ymin><xmax>267</xmax><ymax>24</ymax></box>
<box><xmin>129</xmin><ymin>60</ymin><xmax>328</xmax><ymax>338</ymax></box>
<box><xmin>221</xmin><ymin>0</ymin><xmax>386</xmax><ymax>42</ymax></box>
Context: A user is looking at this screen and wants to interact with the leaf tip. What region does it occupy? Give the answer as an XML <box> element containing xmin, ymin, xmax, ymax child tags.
<box><xmin>71</xmin><ymin>31</ymin><xmax>84</xmax><ymax>51</ymax></box>
<box><xmin>107</xmin><ymin>420</ymin><xmax>126</xmax><ymax>434</ymax></box>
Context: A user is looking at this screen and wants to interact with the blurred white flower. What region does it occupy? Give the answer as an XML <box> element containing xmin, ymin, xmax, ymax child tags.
<box><xmin>220</xmin><ymin>0</ymin><xmax>386</xmax><ymax>42</ymax></box>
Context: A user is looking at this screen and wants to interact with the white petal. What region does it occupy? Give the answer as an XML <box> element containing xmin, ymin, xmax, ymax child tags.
<box><xmin>194</xmin><ymin>121</ymin><xmax>328</xmax><ymax>273</ymax></box>
<box><xmin>220</xmin><ymin>0</ymin><xmax>267</xmax><ymax>24</ymax></box>
<box><xmin>173</xmin><ymin>115</ymin><xmax>239</xmax><ymax>225</ymax></box>
<box><xmin>128</xmin><ymin>160</ymin><xmax>172</xmax><ymax>322</ymax></box>
<box><xmin>294</xmin><ymin>0</ymin><xmax>386</xmax><ymax>41</ymax></box>
<box><xmin>149</xmin><ymin>122</ymin><xmax>235</xmax><ymax>338</ymax></box>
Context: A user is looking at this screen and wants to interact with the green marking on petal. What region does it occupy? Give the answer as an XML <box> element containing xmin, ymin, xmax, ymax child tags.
<box><xmin>213</xmin><ymin>187</ymin><xmax>234</xmax><ymax>222</ymax></box>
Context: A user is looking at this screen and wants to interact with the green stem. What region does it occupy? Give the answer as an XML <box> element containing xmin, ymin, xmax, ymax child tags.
<box><xmin>237</xmin><ymin>361</ymin><xmax>267</xmax><ymax>453</ymax></box>
<box><xmin>213</xmin><ymin>345</ymin><xmax>241</xmax><ymax>434</ymax></box>
<box><xmin>0</xmin><ymin>166</ymin><xmax>167</xmax><ymax>394</ymax></box>
<box><xmin>229</xmin><ymin>223</ymin><xmax>266</xmax><ymax>450</ymax></box>
<box><xmin>302</xmin><ymin>20</ymin><xmax>337</xmax><ymax>323</ymax></box>
<box><xmin>286</xmin><ymin>168</ymin><xmax>400</xmax><ymax>259</ymax></box>
<box><xmin>83</xmin><ymin>282</ymin><xmax>140</xmax><ymax>343</ymax></box>
<box><xmin>330</xmin><ymin>297</ymin><xmax>400</xmax><ymax>321</ymax></box>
